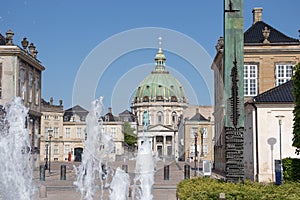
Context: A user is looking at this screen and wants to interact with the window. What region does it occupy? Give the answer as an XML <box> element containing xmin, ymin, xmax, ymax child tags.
<box><xmin>35</xmin><ymin>76</ymin><xmax>40</xmax><ymax>105</ymax></box>
<box><xmin>54</xmin><ymin>127</ymin><xmax>59</xmax><ymax>138</ymax></box>
<box><xmin>200</xmin><ymin>127</ymin><xmax>208</xmax><ymax>138</ymax></box>
<box><xmin>19</xmin><ymin>69</ymin><xmax>25</xmax><ymax>100</ymax></box>
<box><xmin>44</xmin><ymin>127</ymin><xmax>52</xmax><ymax>139</ymax></box>
<box><xmin>172</xmin><ymin>112</ymin><xmax>177</xmax><ymax>124</ymax></box>
<box><xmin>54</xmin><ymin>145</ymin><xmax>59</xmax><ymax>155</ymax></box>
<box><xmin>276</xmin><ymin>64</ymin><xmax>293</xmax><ymax>86</ymax></box>
<box><xmin>65</xmin><ymin>128</ymin><xmax>70</xmax><ymax>138</ymax></box>
<box><xmin>28</xmin><ymin>72</ymin><xmax>33</xmax><ymax>103</ymax></box>
<box><xmin>76</xmin><ymin>128</ymin><xmax>82</xmax><ymax>138</ymax></box>
<box><xmin>54</xmin><ymin>115</ymin><xmax>59</xmax><ymax>120</ymax></box>
<box><xmin>111</xmin><ymin>127</ymin><xmax>116</xmax><ymax>138</ymax></box>
<box><xmin>44</xmin><ymin>115</ymin><xmax>50</xmax><ymax>120</ymax></box>
<box><xmin>64</xmin><ymin>145</ymin><xmax>70</xmax><ymax>154</ymax></box>
<box><xmin>190</xmin><ymin>127</ymin><xmax>198</xmax><ymax>138</ymax></box>
<box><xmin>203</xmin><ymin>144</ymin><xmax>208</xmax><ymax>154</ymax></box>
<box><xmin>244</xmin><ymin>65</ymin><xmax>258</xmax><ymax>96</ymax></box>
<box><xmin>156</xmin><ymin>136</ymin><xmax>163</xmax><ymax>143</ymax></box>
<box><xmin>157</xmin><ymin>111</ymin><xmax>163</xmax><ymax>124</ymax></box>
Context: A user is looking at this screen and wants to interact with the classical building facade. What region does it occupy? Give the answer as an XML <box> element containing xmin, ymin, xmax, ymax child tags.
<box><xmin>62</xmin><ymin>105</ymin><xmax>88</xmax><ymax>162</ymax></box>
<box><xmin>102</xmin><ymin>107</ymin><xmax>125</xmax><ymax>161</ymax></box>
<box><xmin>40</xmin><ymin>98</ymin><xmax>64</xmax><ymax>164</ymax></box>
<box><xmin>0</xmin><ymin>30</ymin><xmax>45</xmax><ymax>168</ymax></box>
<box><xmin>131</xmin><ymin>42</ymin><xmax>188</xmax><ymax>160</ymax></box>
<box><xmin>182</xmin><ymin>106</ymin><xmax>214</xmax><ymax>164</ymax></box>
<box><xmin>212</xmin><ymin>8</ymin><xmax>300</xmax><ymax>173</ymax></box>
<box><xmin>244</xmin><ymin>81</ymin><xmax>300</xmax><ymax>182</ymax></box>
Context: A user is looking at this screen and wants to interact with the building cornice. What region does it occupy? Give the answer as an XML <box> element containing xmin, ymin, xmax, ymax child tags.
<box><xmin>0</xmin><ymin>46</ymin><xmax>45</xmax><ymax>71</ymax></box>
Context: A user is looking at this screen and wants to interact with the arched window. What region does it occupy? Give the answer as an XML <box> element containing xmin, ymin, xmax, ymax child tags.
<box><xmin>172</xmin><ymin>111</ymin><xmax>177</xmax><ymax>124</ymax></box>
<box><xmin>157</xmin><ymin>111</ymin><xmax>163</xmax><ymax>124</ymax></box>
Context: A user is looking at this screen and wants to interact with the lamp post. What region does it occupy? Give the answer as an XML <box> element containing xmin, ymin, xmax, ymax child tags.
<box><xmin>48</xmin><ymin>128</ymin><xmax>53</xmax><ymax>174</ymax></box>
<box><xmin>45</xmin><ymin>143</ymin><xmax>48</xmax><ymax>170</ymax></box>
<box><xmin>275</xmin><ymin>115</ymin><xmax>285</xmax><ymax>184</ymax></box>
<box><xmin>275</xmin><ymin>115</ymin><xmax>285</xmax><ymax>163</ymax></box>
<box><xmin>194</xmin><ymin>132</ymin><xmax>198</xmax><ymax>176</ymax></box>
<box><xmin>200</xmin><ymin>128</ymin><xmax>205</xmax><ymax>158</ymax></box>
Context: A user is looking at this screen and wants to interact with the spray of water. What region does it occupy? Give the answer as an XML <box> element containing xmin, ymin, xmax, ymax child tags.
<box><xmin>74</xmin><ymin>97</ymin><xmax>116</xmax><ymax>200</ymax></box>
<box><xmin>109</xmin><ymin>167</ymin><xmax>130</xmax><ymax>200</ymax></box>
<box><xmin>132</xmin><ymin>137</ymin><xmax>155</xmax><ymax>200</ymax></box>
<box><xmin>0</xmin><ymin>97</ymin><xmax>34</xmax><ymax>200</ymax></box>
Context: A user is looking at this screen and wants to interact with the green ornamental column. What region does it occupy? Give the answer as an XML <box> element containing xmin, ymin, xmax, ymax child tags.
<box><xmin>224</xmin><ymin>0</ymin><xmax>244</xmax><ymax>182</ymax></box>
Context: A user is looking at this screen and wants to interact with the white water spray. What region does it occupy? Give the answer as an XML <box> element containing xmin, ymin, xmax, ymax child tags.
<box><xmin>0</xmin><ymin>97</ymin><xmax>34</xmax><ymax>200</ymax></box>
<box><xmin>74</xmin><ymin>97</ymin><xmax>116</xmax><ymax>200</ymax></box>
<box><xmin>132</xmin><ymin>137</ymin><xmax>155</xmax><ymax>200</ymax></box>
<box><xmin>109</xmin><ymin>167</ymin><xmax>130</xmax><ymax>200</ymax></box>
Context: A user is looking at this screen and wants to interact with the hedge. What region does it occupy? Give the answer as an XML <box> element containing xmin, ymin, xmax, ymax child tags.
<box><xmin>177</xmin><ymin>177</ymin><xmax>300</xmax><ymax>200</ymax></box>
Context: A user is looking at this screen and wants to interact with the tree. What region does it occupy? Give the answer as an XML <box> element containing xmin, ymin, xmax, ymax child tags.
<box><xmin>293</xmin><ymin>62</ymin><xmax>300</xmax><ymax>154</ymax></box>
<box><xmin>124</xmin><ymin>122</ymin><xmax>137</xmax><ymax>147</ymax></box>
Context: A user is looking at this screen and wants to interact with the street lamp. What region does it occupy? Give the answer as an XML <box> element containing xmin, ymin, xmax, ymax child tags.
<box><xmin>48</xmin><ymin>128</ymin><xmax>53</xmax><ymax>173</ymax></box>
<box><xmin>194</xmin><ymin>132</ymin><xmax>198</xmax><ymax>176</ymax></box>
<box><xmin>275</xmin><ymin>115</ymin><xmax>285</xmax><ymax>184</ymax></box>
<box><xmin>200</xmin><ymin>127</ymin><xmax>205</xmax><ymax>158</ymax></box>
<box><xmin>45</xmin><ymin>143</ymin><xmax>48</xmax><ymax>170</ymax></box>
<box><xmin>275</xmin><ymin>115</ymin><xmax>285</xmax><ymax>163</ymax></box>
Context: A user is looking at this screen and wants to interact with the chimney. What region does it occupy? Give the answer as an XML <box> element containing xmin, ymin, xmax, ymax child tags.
<box><xmin>59</xmin><ymin>100</ymin><xmax>63</xmax><ymax>106</ymax></box>
<box><xmin>252</xmin><ymin>7</ymin><xmax>263</xmax><ymax>24</ymax></box>
<box><xmin>5</xmin><ymin>29</ymin><xmax>14</xmax><ymax>45</ymax></box>
<box><xmin>108</xmin><ymin>107</ymin><xmax>112</xmax><ymax>114</ymax></box>
<box><xmin>50</xmin><ymin>97</ymin><xmax>53</xmax><ymax>105</ymax></box>
<box><xmin>196</xmin><ymin>108</ymin><xmax>199</xmax><ymax>114</ymax></box>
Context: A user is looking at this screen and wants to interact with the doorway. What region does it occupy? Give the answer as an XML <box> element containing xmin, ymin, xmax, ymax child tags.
<box><xmin>74</xmin><ymin>147</ymin><xmax>83</xmax><ymax>162</ymax></box>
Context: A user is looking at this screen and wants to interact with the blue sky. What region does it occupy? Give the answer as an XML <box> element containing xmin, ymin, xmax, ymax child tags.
<box><xmin>1</xmin><ymin>1</ymin><xmax>300</xmax><ymax>114</ymax></box>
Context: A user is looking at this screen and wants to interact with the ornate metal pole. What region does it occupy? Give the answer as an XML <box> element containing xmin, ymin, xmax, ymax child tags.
<box><xmin>224</xmin><ymin>0</ymin><xmax>245</xmax><ymax>183</ymax></box>
<box><xmin>194</xmin><ymin>133</ymin><xmax>197</xmax><ymax>176</ymax></box>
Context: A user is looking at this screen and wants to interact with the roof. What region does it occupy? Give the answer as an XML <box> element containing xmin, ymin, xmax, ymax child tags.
<box><xmin>102</xmin><ymin>112</ymin><xmax>117</xmax><ymax>122</ymax></box>
<box><xmin>0</xmin><ymin>34</ymin><xmax>6</xmax><ymax>45</ymax></box>
<box><xmin>63</xmin><ymin>105</ymin><xmax>88</xmax><ymax>121</ymax></box>
<box><xmin>119</xmin><ymin>109</ymin><xmax>133</xmax><ymax>115</ymax></box>
<box><xmin>244</xmin><ymin>21</ymin><xmax>299</xmax><ymax>44</ymax></box>
<box><xmin>188</xmin><ymin>112</ymin><xmax>209</xmax><ymax>122</ymax></box>
<box><xmin>133</xmin><ymin>47</ymin><xmax>187</xmax><ymax>104</ymax></box>
<box><xmin>253</xmin><ymin>80</ymin><xmax>294</xmax><ymax>103</ymax></box>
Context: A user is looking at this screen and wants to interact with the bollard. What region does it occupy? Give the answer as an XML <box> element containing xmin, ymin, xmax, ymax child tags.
<box><xmin>164</xmin><ymin>165</ymin><xmax>169</xmax><ymax>180</ymax></box>
<box><xmin>39</xmin><ymin>185</ymin><xmax>47</xmax><ymax>198</ymax></box>
<box><xmin>122</xmin><ymin>164</ymin><xmax>128</xmax><ymax>173</ymax></box>
<box><xmin>184</xmin><ymin>164</ymin><xmax>190</xmax><ymax>179</ymax></box>
<box><xmin>40</xmin><ymin>165</ymin><xmax>45</xmax><ymax>181</ymax></box>
<box><xmin>60</xmin><ymin>165</ymin><xmax>66</xmax><ymax>180</ymax></box>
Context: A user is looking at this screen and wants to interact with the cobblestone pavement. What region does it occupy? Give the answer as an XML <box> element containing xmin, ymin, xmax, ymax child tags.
<box><xmin>32</xmin><ymin>160</ymin><xmax>224</xmax><ymax>200</ymax></box>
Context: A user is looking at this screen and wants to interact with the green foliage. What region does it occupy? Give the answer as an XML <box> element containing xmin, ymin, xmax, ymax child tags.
<box><xmin>293</xmin><ymin>62</ymin><xmax>300</xmax><ymax>154</ymax></box>
<box><xmin>282</xmin><ymin>158</ymin><xmax>300</xmax><ymax>181</ymax></box>
<box><xmin>177</xmin><ymin>177</ymin><xmax>300</xmax><ymax>200</ymax></box>
<box><xmin>124</xmin><ymin>122</ymin><xmax>137</xmax><ymax>147</ymax></box>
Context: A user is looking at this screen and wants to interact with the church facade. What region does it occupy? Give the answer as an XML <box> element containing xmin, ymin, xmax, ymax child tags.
<box><xmin>131</xmin><ymin>41</ymin><xmax>188</xmax><ymax>160</ymax></box>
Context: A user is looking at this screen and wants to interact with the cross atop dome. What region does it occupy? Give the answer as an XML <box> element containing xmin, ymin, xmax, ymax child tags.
<box><xmin>154</xmin><ymin>37</ymin><xmax>166</xmax><ymax>72</ymax></box>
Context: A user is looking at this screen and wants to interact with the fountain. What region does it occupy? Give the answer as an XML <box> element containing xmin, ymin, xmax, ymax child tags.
<box><xmin>74</xmin><ymin>98</ymin><xmax>156</xmax><ymax>200</ymax></box>
<box><xmin>109</xmin><ymin>167</ymin><xmax>130</xmax><ymax>200</ymax></box>
<box><xmin>0</xmin><ymin>97</ymin><xmax>34</xmax><ymax>200</ymax></box>
<box><xmin>131</xmin><ymin>110</ymin><xmax>156</xmax><ymax>200</ymax></box>
<box><xmin>132</xmin><ymin>137</ymin><xmax>155</xmax><ymax>200</ymax></box>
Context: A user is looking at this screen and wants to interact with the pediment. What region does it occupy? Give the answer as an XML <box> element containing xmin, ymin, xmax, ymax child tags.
<box><xmin>148</xmin><ymin>124</ymin><xmax>174</xmax><ymax>132</ymax></box>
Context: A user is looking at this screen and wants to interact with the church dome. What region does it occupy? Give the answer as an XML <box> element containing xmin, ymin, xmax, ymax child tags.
<box><xmin>133</xmin><ymin>39</ymin><xmax>187</xmax><ymax>104</ymax></box>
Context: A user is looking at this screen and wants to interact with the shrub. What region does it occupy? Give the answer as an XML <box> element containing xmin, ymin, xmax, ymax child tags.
<box><xmin>282</xmin><ymin>158</ymin><xmax>300</xmax><ymax>181</ymax></box>
<box><xmin>177</xmin><ymin>177</ymin><xmax>300</xmax><ymax>200</ymax></box>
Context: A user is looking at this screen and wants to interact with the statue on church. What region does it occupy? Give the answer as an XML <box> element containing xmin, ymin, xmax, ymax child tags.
<box><xmin>143</xmin><ymin>110</ymin><xmax>149</xmax><ymax>131</ymax></box>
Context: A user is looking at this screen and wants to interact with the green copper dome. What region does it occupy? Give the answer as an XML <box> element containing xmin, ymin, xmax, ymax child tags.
<box><xmin>133</xmin><ymin>46</ymin><xmax>187</xmax><ymax>103</ymax></box>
